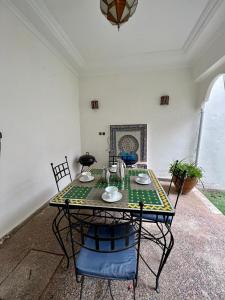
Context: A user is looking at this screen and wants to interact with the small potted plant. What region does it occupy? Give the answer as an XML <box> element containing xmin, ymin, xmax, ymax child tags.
<box><xmin>169</xmin><ymin>160</ymin><xmax>203</xmax><ymax>194</ymax></box>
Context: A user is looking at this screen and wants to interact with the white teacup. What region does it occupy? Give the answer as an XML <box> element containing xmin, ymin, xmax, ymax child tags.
<box><xmin>138</xmin><ymin>173</ymin><xmax>150</xmax><ymax>183</ymax></box>
<box><xmin>81</xmin><ymin>171</ymin><xmax>92</xmax><ymax>181</ymax></box>
<box><xmin>110</xmin><ymin>164</ymin><xmax>117</xmax><ymax>171</ymax></box>
<box><xmin>105</xmin><ymin>186</ymin><xmax>118</xmax><ymax>199</ymax></box>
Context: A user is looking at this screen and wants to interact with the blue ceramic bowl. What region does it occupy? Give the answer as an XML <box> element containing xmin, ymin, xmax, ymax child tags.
<box><xmin>119</xmin><ymin>151</ymin><xmax>138</xmax><ymax>166</ymax></box>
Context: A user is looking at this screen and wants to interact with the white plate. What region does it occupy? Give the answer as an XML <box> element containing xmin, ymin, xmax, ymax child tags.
<box><xmin>102</xmin><ymin>192</ymin><xmax>123</xmax><ymax>203</ymax></box>
<box><xmin>79</xmin><ymin>175</ymin><xmax>95</xmax><ymax>183</ymax></box>
<box><xmin>135</xmin><ymin>177</ymin><xmax>151</xmax><ymax>185</ymax></box>
<box><xmin>109</xmin><ymin>168</ymin><xmax>117</xmax><ymax>173</ymax></box>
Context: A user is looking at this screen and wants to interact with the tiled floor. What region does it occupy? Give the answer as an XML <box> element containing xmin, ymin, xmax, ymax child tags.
<box><xmin>0</xmin><ymin>184</ymin><xmax>225</xmax><ymax>300</ymax></box>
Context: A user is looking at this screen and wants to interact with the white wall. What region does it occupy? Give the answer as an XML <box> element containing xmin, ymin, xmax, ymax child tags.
<box><xmin>193</xmin><ymin>27</ymin><xmax>225</xmax><ymax>82</ymax></box>
<box><xmin>79</xmin><ymin>69</ymin><xmax>198</xmax><ymax>176</ymax></box>
<box><xmin>193</xmin><ymin>15</ymin><xmax>225</xmax><ymax>106</ymax></box>
<box><xmin>0</xmin><ymin>3</ymin><xmax>81</xmax><ymax>238</ymax></box>
<box><xmin>196</xmin><ymin>63</ymin><xmax>225</xmax><ymax>108</ymax></box>
<box><xmin>199</xmin><ymin>75</ymin><xmax>225</xmax><ymax>189</ymax></box>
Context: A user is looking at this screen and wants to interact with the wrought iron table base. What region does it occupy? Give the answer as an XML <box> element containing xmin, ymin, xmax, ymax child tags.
<box><xmin>140</xmin><ymin>222</ymin><xmax>174</xmax><ymax>292</ymax></box>
<box><xmin>52</xmin><ymin>209</ymin><xmax>174</xmax><ymax>293</ymax></box>
<box><xmin>52</xmin><ymin>208</ymin><xmax>70</xmax><ymax>268</ymax></box>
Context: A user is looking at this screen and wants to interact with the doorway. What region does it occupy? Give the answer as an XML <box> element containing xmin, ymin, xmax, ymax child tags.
<box><xmin>199</xmin><ymin>75</ymin><xmax>225</xmax><ymax>189</ymax></box>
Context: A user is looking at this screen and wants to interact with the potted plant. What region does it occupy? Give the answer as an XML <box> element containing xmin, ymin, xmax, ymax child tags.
<box><xmin>169</xmin><ymin>160</ymin><xmax>203</xmax><ymax>194</ymax></box>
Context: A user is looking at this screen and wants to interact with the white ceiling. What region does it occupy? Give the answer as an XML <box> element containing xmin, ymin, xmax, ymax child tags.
<box><xmin>44</xmin><ymin>0</ymin><xmax>207</xmax><ymax>60</ymax></box>
<box><xmin>6</xmin><ymin>0</ymin><xmax>225</xmax><ymax>74</ymax></box>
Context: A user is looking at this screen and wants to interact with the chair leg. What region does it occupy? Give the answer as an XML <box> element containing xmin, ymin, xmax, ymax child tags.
<box><xmin>132</xmin><ymin>279</ymin><xmax>136</xmax><ymax>300</ymax></box>
<box><xmin>97</xmin><ymin>280</ymin><xmax>109</xmax><ymax>300</ymax></box>
<box><xmin>108</xmin><ymin>280</ymin><xmax>115</xmax><ymax>300</ymax></box>
<box><xmin>80</xmin><ymin>276</ymin><xmax>84</xmax><ymax>300</ymax></box>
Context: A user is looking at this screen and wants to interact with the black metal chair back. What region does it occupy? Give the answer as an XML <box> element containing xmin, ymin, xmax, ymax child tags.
<box><xmin>172</xmin><ymin>170</ymin><xmax>187</xmax><ymax>209</ymax></box>
<box><xmin>167</xmin><ymin>160</ymin><xmax>187</xmax><ymax>209</ymax></box>
<box><xmin>108</xmin><ymin>154</ymin><xmax>120</xmax><ymax>167</ymax></box>
<box><xmin>167</xmin><ymin>160</ymin><xmax>178</xmax><ymax>196</ymax></box>
<box><xmin>66</xmin><ymin>200</ymin><xmax>143</xmax><ymax>283</ymax></box>
<box><xmin>167</xmin><ymin>160</ymin><xmax>187</xmax><ymax>208</ymax></box>
<box><xmin>51</xmin><ymin>156</ymin><xmax>72</xmax><ymax>192</ymax></box>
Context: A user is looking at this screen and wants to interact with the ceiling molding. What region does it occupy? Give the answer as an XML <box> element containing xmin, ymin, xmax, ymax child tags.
<box><xmin>193</xmin><ymin>22</ymin><xmax>225</xmax><ymax>81</ymax></box>
<box><xmin>80</xmin><ymin>51</ymin><xmax>190</xmax><ymax>78</ymax></box>
<box><xmin>193</xmin><ymin>17</ymin><xmax>225</xmax><ymax>63</ymax></box>
<box><xmin>182</xmin><ymin>0</ymin><xmax>223</xmax><ymax>52</ymax></box>
<box><xmin>80</xmin><ymin>65</ymin><xmax>192</xmax><ymax>78</ymax></box>
<box><xmin>24</xmin><ymin>0</ymin><xmax>85</xmax><ymax>68</ymax></box>
<box><xmin>195</xmin><ymin>55</ymin><xmax>225</xmax><ymax>82</ymax></box>
<box><xmin>3</xmin><ymin>0</ymin><xmax>79</xmax><ymax>77</ymax></box>
<box><xmin>3</xmin><ymin>0</ymin><xmax>224</xmax><ymax>76</ymax></box>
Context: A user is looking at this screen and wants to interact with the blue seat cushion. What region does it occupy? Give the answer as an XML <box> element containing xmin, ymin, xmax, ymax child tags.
<box><xmin>132</xmin><ymin>213</ymin><xmax>172</xmax><ymax>223</ymax></box>
<box><xmin>76</xmin><ymin>224</ymin><xmax>137</xmax><ymax>280</ymax></box>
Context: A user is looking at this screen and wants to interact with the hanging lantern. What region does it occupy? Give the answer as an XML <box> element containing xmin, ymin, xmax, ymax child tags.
<box><xmin>100</xmin><ymin>0</ymin><xmax>138</xmax><ymax>30</ymax></box>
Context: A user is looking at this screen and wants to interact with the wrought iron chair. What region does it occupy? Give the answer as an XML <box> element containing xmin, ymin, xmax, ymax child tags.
<box><xmin>51</xmin><ymin>155</ymin><xmax>72</xmax><ymax>192</ymax></box>
<box><xmin>51</xmin><ymin>156</ymin><xmax>103</xmax><ymax>266</ymax></box>
<box><xmin>132</xmin><ymin>161</ymin><xmax>187</xmax><ymax>292</ymax></box>
<box><xmin>138</xmin><ymin>160</ymin><xmax>186</xmax><ymax>225</ymax></box>
<box><xmin>50</xmin><ymin>156</ymin><xmax>73</xmax><ymax>268</ymax></box>
<box><xmin>66</xmin><ymin>200</ymin><xmax>144</xmax><ymax>300</ymax></box>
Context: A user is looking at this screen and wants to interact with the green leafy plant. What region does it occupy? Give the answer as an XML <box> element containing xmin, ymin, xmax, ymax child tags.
<box><xmin>169</xmin><ymin>160</ymin><xmax>203</xmax><ymax>179</ymax></box>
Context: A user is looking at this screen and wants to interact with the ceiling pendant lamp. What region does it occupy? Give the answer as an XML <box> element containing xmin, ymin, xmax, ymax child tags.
<box><xmin>100</xmin><ymin>0</ymin><xmax>138</xmax><ymax>30</ymax></box>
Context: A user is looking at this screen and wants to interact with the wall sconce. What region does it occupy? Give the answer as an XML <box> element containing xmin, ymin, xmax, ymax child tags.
<box><xmin>91</xmin><ymin>100</ymin><xmax>99</xmax><ymax>109</ymax></box>
<box><xmin>160</xmin><ymin>95</ymin><xmax>169</xmax><ymax>105</ymax></box>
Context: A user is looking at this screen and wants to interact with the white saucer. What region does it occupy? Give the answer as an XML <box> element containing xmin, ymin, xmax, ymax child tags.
<box><xmin>102</xmin><ymin>192</ymin><xmax>123</xmax><ymax>203</ymax></box>
<box><xmin>109</xmin><ymin>168</ymin><xmax>117</xmax><ymax>173</ymax></box>
<box><xmin>79</xmin><ymin>175</ymin><xmax>95</xmax><ymax>183</ymax></box>
<box><xmin>135</xmin><ymin>177</ymin><xmax>151</xmax><ymax>185</ymax></box>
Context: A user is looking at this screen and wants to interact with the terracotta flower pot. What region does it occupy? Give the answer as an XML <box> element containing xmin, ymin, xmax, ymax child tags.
<box><xmin>173</xmin><ymin>176</ymin><xmax>198</xmax><ymax>194</ymax></box>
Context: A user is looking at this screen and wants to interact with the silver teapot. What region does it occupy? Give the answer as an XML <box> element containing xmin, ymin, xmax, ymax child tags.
<box><xmin>102</xmin><ymin>167</ymin><xmax>110</xmax><ymax>184</ymax></box>
<box><xmin>116</xmin><ymin>158</ymin><xmax>126</xmax><ymax>181</ymax></box>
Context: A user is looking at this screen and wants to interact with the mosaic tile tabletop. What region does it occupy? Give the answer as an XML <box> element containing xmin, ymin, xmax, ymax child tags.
<box><xmin>50</xmin><ymin>168</ymin><xmax>174</xmax><ymax>215</ymax></box>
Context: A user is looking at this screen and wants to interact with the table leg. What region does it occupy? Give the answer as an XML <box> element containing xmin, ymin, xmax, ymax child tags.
<box><xmin>140</xmin><ymin>222</ymin><xmax>174</xmax><ymax>292</ymax></box>
<box><xmin>155</xmin><ymin>222</ymin><xmax>174</xmax><ymax>292</ymax></box>
<box><xmin>52</xmin><ymin>207</ymin><xmax>70</xmax><ymax>268</ymax></box>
